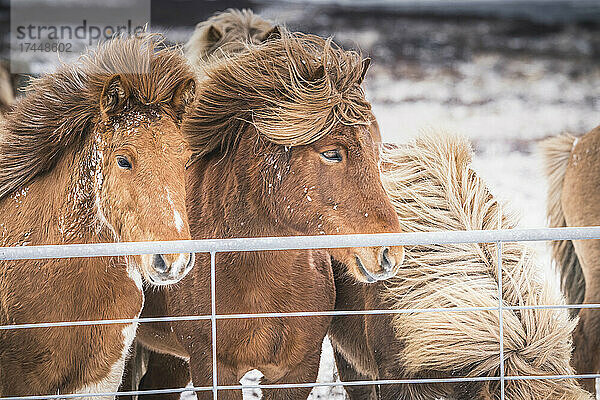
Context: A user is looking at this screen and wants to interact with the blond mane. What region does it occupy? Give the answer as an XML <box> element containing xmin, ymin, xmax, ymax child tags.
<box><xmin>380</xmin><ymin>132</ymin><xmax>587</xmax><ymax>399</ymax></box>
<box><xmin>185</xmin><ymin>8</ymin><xmax>275</xmax><ymax>66</ymax></box>
<box><xmin>184</xmin><ymin>30</ymin><xmax>372</xmax><ymax>156</ymax></box>
<box><xmin>0</xmin><ymin>35</ymin><xmax>193</xmax><ymax>200</ymax></box>
<box><xmin>540</xmin><ymin>134</ymin><xmax>585</xmax><ymax>312</ymax></box>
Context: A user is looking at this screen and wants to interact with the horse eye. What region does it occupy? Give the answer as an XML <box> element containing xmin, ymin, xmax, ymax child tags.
<box><xmin>116</xmin><ymin>156</ymin><xmax>132</xmax><ymax>170</ymax></box>
<box><xmin>320</xmin><ymin>149</ymin><xmax>343</xmax><ymax>163</ymax></box>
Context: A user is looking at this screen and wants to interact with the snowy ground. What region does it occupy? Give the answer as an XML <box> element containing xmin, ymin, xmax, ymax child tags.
<box><xmin>172</xmin><ymin>3</ymin><xmax>600</xmax><ymax>399</ymax></box>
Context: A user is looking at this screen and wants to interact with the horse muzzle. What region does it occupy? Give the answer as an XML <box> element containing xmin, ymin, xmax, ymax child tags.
<box><xmin>353</xmin><ymin>245</ymin><xmax>404</xmax><ymax>283</ymax></box>
<box><xmin>147</xmin><ymin>252</ymin><xmax>195</xmax><ymax>285</ymax></box>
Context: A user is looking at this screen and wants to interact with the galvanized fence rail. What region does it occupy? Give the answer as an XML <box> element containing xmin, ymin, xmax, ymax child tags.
<box><xmin>1</xmin><ymin>226</ymin><xmax>600</xmax><ymax>399</ymax></box>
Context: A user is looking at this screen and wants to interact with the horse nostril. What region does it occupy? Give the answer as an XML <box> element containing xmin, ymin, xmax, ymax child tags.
<box><xmin>153</xmin><ymin>254</ymin><xmax>168</xmax><ymax>273</ymax></box>
<box><xmin>185</xmin><ymin>253</ymin><xmax>196</xmax><ymax>271</ymax></box>
<box><xmin>380</xmin><ymin>247</ymin><xmax>393</xmax><ymax>272</ymax></box>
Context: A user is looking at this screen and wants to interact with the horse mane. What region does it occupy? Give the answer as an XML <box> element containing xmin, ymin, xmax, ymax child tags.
<box><xmin>0</xmin><ymin>35</ymin><xmax>193</xmax><ymax>200</ymax></box>
<box><xmin>185</xmin><ymin>8</ymin><xmax>275</xmax><ymax>65</ymax></box>
<box><xmin>184</xmin><ymin>30</ymin><xmax>373</xmax><ymax>157</ymax></box>
<box><xmin>540</xmin><ymin>133</ymin><xmax>585</xmax><ymax>314</ymax></box>
<box><xmin>379</xmin><ymin>132</ymin><xmax>587</xmax><ymax>399</ymax></box>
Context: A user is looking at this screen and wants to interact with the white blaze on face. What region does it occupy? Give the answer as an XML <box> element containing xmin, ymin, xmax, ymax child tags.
<box><xmin>166</xmin><ymin>187</ymin><xmax>184</xmax><ymax>233</ymax></box>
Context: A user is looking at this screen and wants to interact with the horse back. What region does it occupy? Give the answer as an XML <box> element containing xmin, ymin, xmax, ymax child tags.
<box><xmin>560</xmin><ymin>126</ymin><xmax>600</xmax><ymax>302</ymax></box>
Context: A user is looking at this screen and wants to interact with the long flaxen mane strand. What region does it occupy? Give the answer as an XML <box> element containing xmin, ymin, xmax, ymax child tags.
<box><xmin>0</xmin><ymin>35</ymin><xmax>194</xmax><ymax>200</ymax></box>
<box><xmin>184</xmin><ymin>30</ymin><xmax>372</xmax><ymax>157</ymax></box>
<box><xmin>379</xmin><ymin>132</ymin><xmax>589</xmax><ymax>400</ymax></box>
<box><xmin>540</xmin><ymin>134</ymin><xmax>585</xmax><ymax>314</ymax></box>
<box><xmin>185</xmin><ymin>8</ymin><xmax>275</xmax><ymax>66</ymax></box>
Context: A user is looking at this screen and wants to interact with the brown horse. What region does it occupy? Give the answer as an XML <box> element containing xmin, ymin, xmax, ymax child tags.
<box><xmin>330</xmin><ymin>132</ymin><xmax>589</xmax><ymax>400</ymax></box>
<box><xmin>120</xmin><ymin>10</ymin><xmax>285</xmax><ymax>396</ymax></box>
<box><xmin>185</xmin><ymin>8</ymin><xmax>279</xmax><ymax>66</ymax></box>
<box><xmin>119</xmin><ymin>11</ymin><xmax>386</xmax><ymax>398</ymax></box>
<box><xmin>127</xmin><ymin>31</ymin><xmax>404</xmax><ymax>400</ymax></box>
<box><xmin>542</xmin><ymin>125</ymin><xmax>600</xmax><ymax>393</ymax></box>
<box><xmin>0</xmin><ymin>36</ymin><xmax>196</xmax><ymax>397</ymax></box>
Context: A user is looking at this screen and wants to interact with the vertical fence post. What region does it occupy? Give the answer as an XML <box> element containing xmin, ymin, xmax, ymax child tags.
<box><xmin>497</xmin><ymin>241</ymin><xmax>505</xmax><ymax>399</ymax></box>
<box><xmin>210</xmin><ymin>251</ymin><xmax>218</xmax><ymax>400</ymax></box>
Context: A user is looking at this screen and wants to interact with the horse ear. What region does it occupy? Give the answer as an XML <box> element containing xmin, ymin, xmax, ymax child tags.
<box><xmin>261</xmin><ymin>25</ymin><xmax>281</xmax><ymax>42</ymax></box>
<box><xmin>311</xmin><ymin>65</ymin><xmax>326</xmax><ymax>81</ymax></box>
<box><xmin>205</xmin><ymin>25</ymin><xmax>222</xmax><ymax>45</ymax></box>
<box><xmin>100</xmin><ymin>75</ymin><xmax>126</xmax><ymax>117</ymax></box>
<box><xmin>357</xmin><ymin>58</ymin><xmax>371</xmax><ymax>85</ymax></box>
<box><xmin>172</xmin><ymin>78</ymin><xmax>196</xmax><ymax>116</ymax></box>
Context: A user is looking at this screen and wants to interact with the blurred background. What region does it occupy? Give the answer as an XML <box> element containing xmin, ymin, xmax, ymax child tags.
<box><xmin>1</xmin><ymin>1</ymin><xmax>599</xmax><ymax>398</ymax></box>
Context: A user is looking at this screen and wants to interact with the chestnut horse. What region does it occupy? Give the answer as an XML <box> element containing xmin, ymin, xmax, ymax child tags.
<box><xmin>119</xmin><ymin>10</ymin><xmax>284</xmax><ymax>396</ymax></box>
<box><xmin>127</xmin><ymin>31</ymin><xmax>404</xmax><ymax>400</ymax></box>
<box><xmin>0</xmin><ymin>37</ymin><xmax>196</xmax><ymax>397</ymax></box>
<box><xmin>542</xmin><ymin>125</ymin><xmax>600</xmax><ymax>394</ymax></box>
<box><xmin>329</xmin><ymin>132</ymin><xmax>589</xmax><ymax>400</ymax></box>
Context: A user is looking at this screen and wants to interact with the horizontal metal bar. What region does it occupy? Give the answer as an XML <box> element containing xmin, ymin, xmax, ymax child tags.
<box><xmin>0</xmin><ymin>386</ymin><xmax>212</xmax><ymax>400</ymax></box>
<box><xmin>0</xmin><ymin>307</ymin><xmax>498</xmax><ymax>331</ymax></box>
<box><xmin>4</xmin><ymin>302</ymin><xmax>600</xmax><ymax>331</ymax></box>
<box><xmin>216</xmin><ymin>373</ymin><xmax>600</xmax><ymax>389</ymax></box>
<box><xmin>217</xmin><ymin>376</ymin><xmax>501</xmax><ymax>391</ymax></box>
<box><xmin>0</xmin><ymin>377</ymin><xmax>504</xmax><ymax>400</ymax></box>
<box><xmin>3</xmin><ymin>373</ymin><xmax>600</xmax><ymax>400</ymax></box>
<box><xmin>0</xmin><ymin>314</ymin><xmax>210</xmax><ymax>331</ymax></box>
<box><xmin>0</xmin><ymin>226</ymin><xmax>599</xmax><ymax>260</ymax></box>
<box><xmin>505</xmin><ymin>374</ymin><xmax>600</xmax><ymax>381</ymax></box>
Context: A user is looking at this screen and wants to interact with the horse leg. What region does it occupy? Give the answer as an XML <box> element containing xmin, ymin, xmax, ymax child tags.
<box><xmin>331</xmin><ymin>347</ymin><xmax>377</xmax><ymax>400</ymax></box>
<box><xmin>328</xmin><ymin>316</ymin><xmax>378</xmax><ymax>400</ymax></box>
<box><xmin>189</xmin><ymin>351</ymin><xmax>241</xmax><ymax>400</ymax></box>
<box><xmin>260</xmin><ymin>348</ymin><xmax>322</xmax><ymax>400</ymax></box>
<box><xmin>377</xmin><ymin>378</ymin><xmax>454</xmax><ymax>400</ymax></box>
<box><xmin>329</xmin><ymin>260</ymin><xmax>379</xmax><ymax>399</ymax></box>
<box><xmin>117</xmin><ymin>342</ymin><xmax>150</xmax><ymax>400</ymax></box>
<box><xmin>572</xmin><ymin>310</ymin><xmax>600</xmax><ymax>393</ymax></box>
<box><xmin>570</xmin><ymin>239</ymin><xmax>600</xmax><ymax>393</ymax></box>
<box><xmin>135</xmin><ymin>350</ymin><xmax>190</xmax><ymax>400</ymax></box>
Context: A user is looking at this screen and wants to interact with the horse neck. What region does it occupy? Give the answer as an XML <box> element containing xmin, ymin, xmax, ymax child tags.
<box><xmin>0</xmin><ymin>133</ymin><xmax>111</xmax><ymax>247</ymax></box>
<box><xmin>188</xmin><ymin>151</ymin><xmax>303</xmax><ymax>280</ymax></box>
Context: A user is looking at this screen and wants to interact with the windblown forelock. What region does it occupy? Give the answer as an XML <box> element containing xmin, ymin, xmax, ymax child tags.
<box><xmin>185</xmin><ymin>31</ymin><xmax>373</xmax><ymax>157</ymax></box>
<box><xmin>0</xmin><ymin>35</ymin><xmax>194</xmax><ymax>200</ymax></box>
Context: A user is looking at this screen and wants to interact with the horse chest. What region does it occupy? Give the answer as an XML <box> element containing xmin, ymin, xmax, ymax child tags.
<box><xmin>72</xmin><ymin>322</ymin><xmax>139</xmax><ymax>399</ymax></box>
<box><xmin>219</xmin><ymin>318</ymin><xmax>291</xmax><ymax>366</ymax></box>
<box><xmin>0</xmin><ymin>260</ymin><xmax>144</xmax><ymax>395</ymax></box>
<box><xmin>63</xmin><ymin>268</ymin><xmax>144</xmax><ymax>395</ymax></box>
